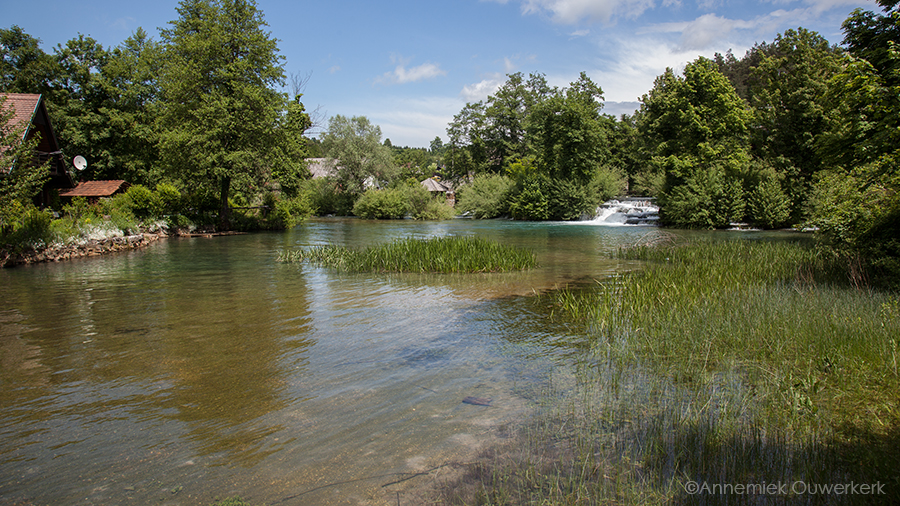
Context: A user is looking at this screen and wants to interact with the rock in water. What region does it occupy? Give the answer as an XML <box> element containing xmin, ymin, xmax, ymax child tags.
<box><xmin>462</xmin><ymin>396</ymin><xmax>492</xmax><ymax>406</ymax></box>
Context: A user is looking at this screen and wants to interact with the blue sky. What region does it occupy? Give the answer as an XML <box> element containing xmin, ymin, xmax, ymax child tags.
<box><xmin>3</xmin><ymin>0</ymin><xmax>876</xmax><ymax>147</ymax></box>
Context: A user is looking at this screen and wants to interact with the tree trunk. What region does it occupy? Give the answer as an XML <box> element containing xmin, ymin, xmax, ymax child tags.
<box><xmin>219</xmin><ymin>175</ymin><xmax>231</xmax><ymax>231</ymax></box>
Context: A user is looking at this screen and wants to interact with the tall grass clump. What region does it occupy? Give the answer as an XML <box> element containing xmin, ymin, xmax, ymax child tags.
<box><xmin>437</xmin><ymin>239</ymin><xmax>899</xmax><ymax>504</ymax></box>
<box><xmin>278</xmin><ymin>236</ymin><xmax>536</xmax><ymax>273</ymax></box>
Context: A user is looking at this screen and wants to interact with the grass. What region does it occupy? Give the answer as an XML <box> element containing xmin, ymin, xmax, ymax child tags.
<box><xmin>434</xmin><ymin>239</ymin><xmax>899</xmax><ymax>504</ymax></box>
<box><xmin>277</xmin><ymin>235</ymin><xmax>537</xmax><ymax>273</ymax></box>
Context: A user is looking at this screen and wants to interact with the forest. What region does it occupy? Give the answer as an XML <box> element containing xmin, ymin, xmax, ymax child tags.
<box><xmin>1</xmin><ymin>0</ymin><xmax>898</xmax><ymax>281</ymax></box>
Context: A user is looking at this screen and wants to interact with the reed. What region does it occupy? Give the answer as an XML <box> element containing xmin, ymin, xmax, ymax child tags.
<box><xmin>437</xmin><ymin>239</ymin><xmax>899</xmax><ymax>504</ymax></box>
<box><xmin>277</xmin><ymin>236</ymin><xmax>537</xmax><ymax>273</ymax></box>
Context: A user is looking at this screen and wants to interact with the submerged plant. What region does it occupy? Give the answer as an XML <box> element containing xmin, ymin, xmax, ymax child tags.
<box><xmin>434</xmin><ymin>239</ymin><xmax>900</xmax><ymax>504</ymax></box>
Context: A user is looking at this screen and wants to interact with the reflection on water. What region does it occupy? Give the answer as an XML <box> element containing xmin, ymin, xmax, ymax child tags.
<box><xmin>0</xmin><ymin>219</ymin><xmax>667</xmax><ymax>505</ymax></box>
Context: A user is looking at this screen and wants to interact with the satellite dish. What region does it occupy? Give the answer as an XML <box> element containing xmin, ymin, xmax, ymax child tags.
<box><xmin>73</xmin><ymin>156</ymin><xmax>87</xmax><ymax>171</ymax></box>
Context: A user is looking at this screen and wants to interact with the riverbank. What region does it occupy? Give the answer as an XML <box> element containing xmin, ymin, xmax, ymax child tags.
<box><xmin>0</xmin><ymin>231</ymin><xmax>168</xmax><ymax>268</ymax></box>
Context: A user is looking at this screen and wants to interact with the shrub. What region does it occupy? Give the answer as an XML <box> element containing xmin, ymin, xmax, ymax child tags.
<box><xmin>12</xmin><ymin>206</ymin><xmax>54</xmax><ymax>248</ymax></box>
<box><xmin>300</xmin><ymin>178</ymin><xmax>354</xmax><ymax>216</ymax></box>
<box><xmin>155</xmin><ymin>183</ymin><xmax>182</xmax><ymax>215</ymax></box>
<box><xmin>125</xmin><ymin>185</ymin><xmax>158</xmax><ymax>218</ymax></box>
<box><xmin>415</xmin><ymin>198</ymin><xmax>456</xmax><ymax>220</ymax></box>
<box><xmin>508</xmin><ymin>174</ymin><xmax>551</xmax><ymax>220</ymax></box>
<box><xmin>456</xmin><ymin>173</ymin><xmax>515</xmax><ymax>219</ymax></box>
<box><xmin>352</xmin><ymin>187</ymin><xmax>409</xmax><ymax>219</ymax></box>
<box><xmin>747</xmin><ymin>177</ymin><xmax>791</xmax><ymax>229</ymax></box>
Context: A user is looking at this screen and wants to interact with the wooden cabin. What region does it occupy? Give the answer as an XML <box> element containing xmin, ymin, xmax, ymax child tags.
<box><xmin>60</xmin><ymin>180</ymin><xmax>131</xmax><ymax>204</ymax></box>
<box><xmin>0</xmin><ymin>93</ymin><xmax>75</xmax><ymax>206</ymax></box>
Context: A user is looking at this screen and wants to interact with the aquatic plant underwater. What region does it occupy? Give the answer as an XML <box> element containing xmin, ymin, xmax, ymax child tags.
<box><xmin>437</xmin><ymin>239</ymin><xmax>899</xmax><ymax>505</ymax></box>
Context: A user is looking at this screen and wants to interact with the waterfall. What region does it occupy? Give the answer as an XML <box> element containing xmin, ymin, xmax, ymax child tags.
<box><xmin>582</xmin><ymin>197</ymin><xmax>659</xmax><ymax>226</ymax></box>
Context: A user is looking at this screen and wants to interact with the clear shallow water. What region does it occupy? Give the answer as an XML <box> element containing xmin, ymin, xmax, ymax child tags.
<box><xmin>0</xmin><ymin>219</ymin><xmax>667</xmax><ymax>505</ymax></box>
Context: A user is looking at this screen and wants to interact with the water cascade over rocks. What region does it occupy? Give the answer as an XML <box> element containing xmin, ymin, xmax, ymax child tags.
<box><xmin>584</xmin><ymin>197</ymin><xmax>659</xmax><ymax>225</ymax></box>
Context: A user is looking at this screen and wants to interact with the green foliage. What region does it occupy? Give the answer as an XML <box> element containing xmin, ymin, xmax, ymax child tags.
<box><xmin>155</xmin><ymin>183</ymin><xmax>182</xmax><ymax>215</ymax></box>
<box><xmin>351</xmin><ymin>187</ymin><xmax>409</xmax><ymax>219</ymax></box>
<box><xmin>455</xmin><ymin>173</ymin><xmax>515</xmax><ymax>219</ymax></box>
<box><xmin>158</xmin><ymin>0</ymin><xmax>305</xmax><ymax>229</ymax></box>
<box><xmin>3</xmin><ymin>206</ymin><xmax>54</xmax><ymax>249</ymax></box>
<box><xmin>747</xmin><ymin>176</ymin><xmax>791</xmax><ymax>229</ymax></box>
<box><xmin>529</xmin><ymin>72</ymin><xmax>611</xmax><ymax>184</ymax></box>
<box><xmin>124</xmin><ymin>184</ymin><xmax>157</xmax><ymax>218</ymax></box>
<box><xmin>416</xmin><ymin>198</ymin><xmax>456</xmax><ymax>221</ymax></box>
<box><xmin>279</xmin><ymin>236</ymin><xmax>537</xmax><ymax>273</ymax></box>
<box><xmin>298</xmin><ymin>177</ymin><xmax>354</xmax><ymax>216</ymax></box>
<box><xmin>508</xmin><ymin>174</ymin><xmax>550</xmax><ymax>220</ymax></box>
<box><xmin>637</xmin><ymin>58</ymin><xmax>754</xmax><ymax>228</ymax></box>
<box><xmin>320</xmin><ymin>115</ymin><xmax>397</xmax><ymax>197</ymax></box>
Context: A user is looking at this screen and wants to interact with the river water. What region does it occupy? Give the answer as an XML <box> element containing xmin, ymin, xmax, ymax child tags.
<box><xmin>1</xmin><ymin>218</ymin><xmax>667</xmax><ymax>505</ymax></box>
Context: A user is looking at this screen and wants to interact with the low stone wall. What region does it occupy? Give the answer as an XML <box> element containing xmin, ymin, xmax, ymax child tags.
<box><xmin>0</xmin><ymin>232</ymin><xmax>167</xmax><ymax>268</ymax></box>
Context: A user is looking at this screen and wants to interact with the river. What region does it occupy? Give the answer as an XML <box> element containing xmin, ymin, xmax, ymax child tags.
<box><xmin>1</xmin><ymin>218</ymin><xmax>672</xmax><ymax>505</ymax></box>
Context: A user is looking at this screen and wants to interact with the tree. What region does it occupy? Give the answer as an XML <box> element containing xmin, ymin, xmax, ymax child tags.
<box><xmin>158</xmin><ymin>0</ymin><xmax>295</xmax><ymax>229</ymax></box>
<box><xmin>95</xmin><ymin>28</ymin><xmax>163</xmax><ymax>184</ymax></box>
<box><xmin>319</xmin><ymin>115</ymin><xmax>395</xmax><ymax>198</ymax></box>
<box><xmin>636</xmin><ymin>57</ymin><xmax>752</xmax><ymax>228</ymax></box>
<box><xmin>810</xmin><ymin>2</ymin><xmax>900</xmax><ymax>279</ymax></box>
<box><xmin>0</xmin><ymin>26</ymin><xmax>58</xmax><ymax>95</ymax></box>
<box><xmin>528</xmin><ymin>72</ymin><xmax>611</xmax><ymax>184</ymax></box>
<box><xmin>746</xmin><ymin>28</ymin><xmax>844</xmax><ymax>221</ymax></box>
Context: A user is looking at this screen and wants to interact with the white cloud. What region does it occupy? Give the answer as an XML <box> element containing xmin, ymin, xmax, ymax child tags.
<box><xmin>460</xmin><ymin>77</ymin><xmax>505</xmax><ymax>102</ymax></box>
<box><xmin>328</xmin><ymin>65</ymin><xmax>341</xmax><ymax>74</ymax></box>
<box><xmin>377</xmin><ymin>57</ymin><xmax>447</xmax><ymax>85</ymax></box>
<box><xmin>366</xmin><ymin>96</ymin><xmax>463</xmax><ymax>147</ymax></box>
<box><xmin>570</xmin><ymin>29</ymin><xmax>591</xmax><ymax>37</ymax></box>
<box><xmin>520</xmin><ymin>0</ymin><xmax>656</xmax><ymax>24</ymax></box>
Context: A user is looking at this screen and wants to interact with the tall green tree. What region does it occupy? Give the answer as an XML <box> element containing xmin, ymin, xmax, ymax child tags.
<box><xmin>811</xmin><ymin>1</ymin><xmax>900</xmax><ymax>278</ymax></box>
<box><xmin>158</xmin><ymin>0</ymin><xmax>295</xmax><ymax>229</ymax></box>
<box><xmin>636</xmin><ymin>57</ymin><xmax>752</xmax><ymax>228</ymax></box>
<box><xmin>96</xmin><ymin>28</ymin><xmax>163</xmax><ymax>184</ymax></box>
<box><xmin>319</xmin><ymin>115</ymin><xmax>395</xmax><ymax>198</ymax></box>
<box><xmin>747</xmin><ymin>28</ymin><xmax>844</xmax><ymax>221</ymax></box>
<box><xmin>0</xmin><ymin>26</ymin><xmax>58</xmax><ymax>95</ymax></box>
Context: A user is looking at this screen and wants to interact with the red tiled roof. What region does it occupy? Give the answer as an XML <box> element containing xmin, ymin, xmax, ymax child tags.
<box><xmin>1</xmin><ymin>93</ymin><xmax>41</xmax><ymax>137</ymax></box>
<box><xmin>60</xmin><ymin>180</ymin><xmax>131</xmax><ymax>197</ymax></box>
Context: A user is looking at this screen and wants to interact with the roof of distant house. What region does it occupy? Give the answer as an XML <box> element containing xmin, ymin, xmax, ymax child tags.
<box><xmin>0</xmin><ymin>93</ymin><xmax>41</xmax><ymax>137</ymax></box>
<box><xmin>421</xmin><ymin>178</ymin><xmax>450</xmax><ymax>192</ymax></box>
<box><xmin>60</xmin><ymin>180</ymin><xmax>131</xmax><ymax>198</ymax></box>
<box><xmin>307</xmin><ymin>157</ymin><xmax>337</xmax><ymax>179</ymax></box>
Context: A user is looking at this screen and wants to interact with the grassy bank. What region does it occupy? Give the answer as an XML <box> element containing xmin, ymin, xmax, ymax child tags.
<box><xmin>277</xmin><ymin>236</ymin><xmax>537</xmax><ymax>273</ymax></box>
<box><xmin>437</xmin><ymin>239</ymin><xmax>899</xmax><ymax>504</ymax></box>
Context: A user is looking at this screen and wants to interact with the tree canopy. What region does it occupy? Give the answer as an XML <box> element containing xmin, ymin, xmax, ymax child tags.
<box><xmin>157</xmin><ymin>0</ymin><xmax>309</xmax><ymax>228</ymax></box>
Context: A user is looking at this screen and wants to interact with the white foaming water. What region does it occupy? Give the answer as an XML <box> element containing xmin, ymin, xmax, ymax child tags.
<box><xmin>582</xmin><ymin>198</ymin><xmax>660</xmax><ymax>226</ymax></box>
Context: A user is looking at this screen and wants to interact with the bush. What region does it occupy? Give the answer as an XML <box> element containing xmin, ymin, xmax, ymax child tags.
<box><xmin>747</xmin><ymin>177</ymin><xmax>791</xmax><ymax>229</ymax></box>
<box><xmin>352</xmin><ymin>187</ymin><xmax>409</xmax><ymax>219</ymax></box>
<box><xmin>8</xmin><ymin>206</ymin><xmax>54</xmax><ymax>249</ymax></box>
<box><xmin>456</xmin><ymin>173</ymin><xmax>515</xmax><ymax>219</ymax></box>
<box><xmin>155</xmin><ymin>183</ymin><xmax>182</xmax><ymax>215</ymax></box>
<box><xmin>300</xmin><ymin>178</ymin><xmax>355</xmax><ymax>216</ymax></box>
<box><xmin>125</xmin><ymin>185</ymin><xmax>158</xmax><ymax>218</ymax></box>
<box><xmin>415</xmin><ymin>198</ymin><xmax>456</xmax><ymax>220</ymax></box>
<box><xmin>508</xmin><ymin>174</ymin><xmax>551</xmax><ymax>220</ymax></box>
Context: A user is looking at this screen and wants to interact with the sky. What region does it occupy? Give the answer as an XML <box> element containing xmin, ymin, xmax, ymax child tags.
<box><xmin>2</xmin><ymin>0</ymin><xmax>877</xmax><ymax>148</ymax></box>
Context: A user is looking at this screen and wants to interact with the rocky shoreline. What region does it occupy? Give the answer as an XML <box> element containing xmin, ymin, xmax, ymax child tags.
<box><xmin>0</xmin><ymin>232</ymin><xmax>168</xmax><ymax>268</ymax></box>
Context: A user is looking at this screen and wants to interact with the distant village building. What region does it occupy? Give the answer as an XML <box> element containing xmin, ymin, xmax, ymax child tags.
<box><xmin>421</xmin><ymin>177</ymin><xmax>455</xmax><ymax>206</ymax></box>
<box><xmin>306</xmin><ymin>157</ymin><xmax>337</xmax><ymax>179</ymax></box>
<box><xmin>1</xmin><ymin>93</ymin><xmax>75</xmax><ymax>206</ymax></box>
